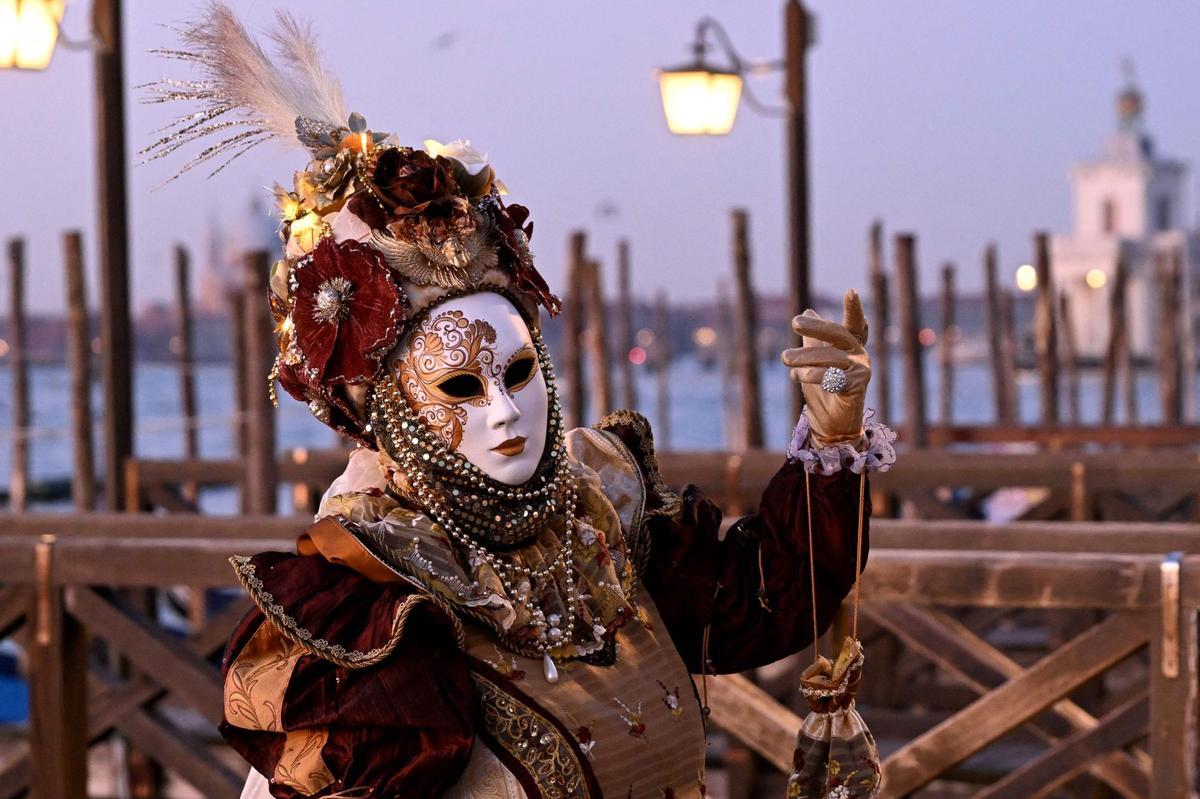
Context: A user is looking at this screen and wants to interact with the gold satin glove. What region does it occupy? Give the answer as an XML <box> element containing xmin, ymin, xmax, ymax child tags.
<box><xmin>780</xmin><ymin>289</ymin><xmax>872</xmax><ymax>449</ymax></box>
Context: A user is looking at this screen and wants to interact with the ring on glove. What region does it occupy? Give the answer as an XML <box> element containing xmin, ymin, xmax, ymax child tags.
<box><xmin>820</xmin><ymin>366</ymin><xmax>848</xmax><ymax>394</ymax></box>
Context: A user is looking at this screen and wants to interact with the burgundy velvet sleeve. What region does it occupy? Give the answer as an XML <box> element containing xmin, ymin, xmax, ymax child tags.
<box><xmin>218</xmin><ymin>552</ymin><xmax>477</xmax><ymax>798</ymax></box>
<box><xmin>642</xmin><ymin>462</ymin><xmax>869</xmax><ymax>674</ymax></box>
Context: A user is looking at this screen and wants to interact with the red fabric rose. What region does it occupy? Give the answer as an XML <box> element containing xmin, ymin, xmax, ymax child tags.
<box><xmin>291</xmin><ymin>237</ymin><xmax>404</xmax><ymax>385</ymax></box>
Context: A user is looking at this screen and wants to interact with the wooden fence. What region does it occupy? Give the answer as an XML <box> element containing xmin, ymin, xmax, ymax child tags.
<box><xmin>0</xmin><ymin>514</ymin><xmax>1197</xmax><ymax>798</ymax></box>
<box><xmin>125</xmin><ymin>442</ymin><xmax>1200</xmax><ymax>523</ymax></box>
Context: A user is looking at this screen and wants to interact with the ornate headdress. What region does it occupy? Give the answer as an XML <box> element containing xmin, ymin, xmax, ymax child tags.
<box><xmin>141</xmin><ymin>3</ymin><xmax>561</xmax><ymax>445</ymax></box>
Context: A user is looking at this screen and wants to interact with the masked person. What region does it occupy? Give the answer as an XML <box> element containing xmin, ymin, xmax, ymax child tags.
<box><xmin>144</xmin><ymin>7</ymin><xmax>896</xmax><ymax>798</ymax></box>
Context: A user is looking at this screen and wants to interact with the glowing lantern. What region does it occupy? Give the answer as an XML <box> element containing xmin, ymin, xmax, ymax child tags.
<box><xmin>0</xmin><ymin>0</ymin><xmax>66</xmax><ymax>71</ymax></box>
<box><xmin>656</xmin><ymin>60</ymin><xmax>743</xmax><ymax>136</ymax></box>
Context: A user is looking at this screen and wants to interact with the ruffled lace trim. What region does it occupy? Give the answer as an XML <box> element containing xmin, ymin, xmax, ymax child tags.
<box><xmin>786</xmin><ymin>409</ymin><xmax>897</xmax><ymax>475</ymax></box>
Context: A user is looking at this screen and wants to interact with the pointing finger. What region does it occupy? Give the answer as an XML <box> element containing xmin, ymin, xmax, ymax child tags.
<box><xmin>843</xmin><ymin>289</ymin><xmax>868</xmax><ymax>345</ymax></box>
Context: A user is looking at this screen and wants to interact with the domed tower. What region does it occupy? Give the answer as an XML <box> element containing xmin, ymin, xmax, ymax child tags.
<box><xmin>1051</xmin><ymin>62</ymin><xmax>1196</xmax><ymax>400</ymax></box>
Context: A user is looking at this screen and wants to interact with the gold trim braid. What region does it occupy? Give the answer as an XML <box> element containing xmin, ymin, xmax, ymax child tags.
<box><xmin>473</xmin><ymin>673</ymin><xmax>593</xmax><ymax>799</ymax></box>
<box><xmin>230</xmin><ymin>555</ymin><xmax>466</xmax><ymax>669</ymax></box>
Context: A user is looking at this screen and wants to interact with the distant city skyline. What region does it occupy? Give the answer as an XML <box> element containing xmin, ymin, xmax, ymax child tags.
<box><xmin>3</xmin><ymin>1</ymin><xmax>1199</xmax><ymax>312</ymax></box>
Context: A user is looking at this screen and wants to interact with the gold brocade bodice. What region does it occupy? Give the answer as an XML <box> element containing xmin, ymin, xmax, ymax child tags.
<box><xmin>451</xmin><ymin>592</ymin><xmax>706</xmax><ymax>799</ymax></box>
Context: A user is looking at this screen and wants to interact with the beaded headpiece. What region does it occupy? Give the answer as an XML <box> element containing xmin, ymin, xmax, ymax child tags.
<box><xmin>141</xmin><ymin>3</ymin><xmax>561</xmax><ymax>445</ymax></box>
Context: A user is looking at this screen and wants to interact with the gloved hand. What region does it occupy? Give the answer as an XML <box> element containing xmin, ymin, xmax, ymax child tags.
<box><xmin>780</xmin><ymin>289</ymin><xmax>872</xmax><ymax>449</ymax></box>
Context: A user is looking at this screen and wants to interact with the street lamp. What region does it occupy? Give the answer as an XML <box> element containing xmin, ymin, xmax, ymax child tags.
<box><xmin>655</xmin><ymin>3</ymin><xmax>815</xmax><ymax>419</ymax></box>
<box><xmin>656</xmin><ymin>46</ymin><xmax>743</xmax><ymax>135</ymax></box>
<box><xmin>0</xmin><ymin>0</ymin><xmax>64</xmax><ymax>70</ymax></box>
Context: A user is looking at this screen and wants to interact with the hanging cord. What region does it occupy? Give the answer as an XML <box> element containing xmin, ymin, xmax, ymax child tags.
<box><xmin>851</xmin><ymin>470</ymin><xmax>867</xmax><ymax>641</ymax></box>
<box><xmin>804</xmin><ymin>470</ymin><xmax>820</xmax><ymax>660</ymax></box>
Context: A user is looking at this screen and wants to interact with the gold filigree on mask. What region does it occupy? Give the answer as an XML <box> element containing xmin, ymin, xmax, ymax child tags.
<box><xmin>396</xmin><ymin>310</ymin><xmax>504</xmax><ymax>449</ymax></box>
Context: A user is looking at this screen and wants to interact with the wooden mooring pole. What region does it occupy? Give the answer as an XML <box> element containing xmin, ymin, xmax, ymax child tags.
<box><xmin>7</xmin><ymin>238</ymin><xmax>29</xmax><ymax>512</ymax></box>
<box><xmin>63</xmin><ymin>232</ymin><xmax>96</xmax><ymax>512</ymax></box>
<box><xmin>939</xmin><ymin>262</ymin><xmax>955</xmax><ymax>425</ymax></box>
<box><xmin>732</xmin><ymin>209</ymin><xmax>764</xmax><ymax>450</ymax></box>
<box><xmin>175</xmin><ymin>244</ymin><xmax>199</xmax><ymax>503</ymax></box>
<box><xmin>1059</xmin><ymin>292</ymin><xmax>1081</xmax><ymax>424</ymax></box>
<box><xmin>241</xmin><ymin>251</ymin><xmax>277</xmax><ymax>515</ymax></box>
<box><xmin>1033</xmin><ymin>232</ymin><xmax>1059</xmax><ymax>425</ymax></box>
<box><xmin>868</xmin><ymin>221</ymin><xmax>891</xmax><ymax>423</ymax></box>
<box><xmin>984</xmin><ymin>243</ymin><xmax>1013</xmax><ymax>423</ymax></box>
<box><xmin>1102</xmin><ymin>252</ymin><xmax>1131</xmax><ymax>424</ymax></box>
<box><xmin>228</xmin><ymin>289</ymin><xmax>249</xmax><ymax>512</ymax></box>
<box><xmin>581</xmin><ymin>258</ymin><xmax>612</xmax><ymax>419</ymax></box>
<box><xmin>654</xmin><ymin>290</ymin><xmax>671</xmax><ymax>450</ymax></box>
<box><xmin>894</xmin><ymin>234</ymin><xmax>927</xmax><ymax>448</ymax></box>
<box><xmin>999</xmin><ymin>289</ymin><xmax>1020</xmax><ymax>424</ymax></box>
<box><xmin>717</xmin><ymin>280</ymin><xmax>739</xmax><ymax>450</ymax></box>
<box><xmin>563</xmin><ymin>231</ymin><xmax>587</xmax><ymax>429</ymax></box>
<box><xmin>616</xmin><ymin>240</ymin><xmax>637</xmax><ymax>412</ymax></box>
<box><xmin>1156</xmin><ymin>247</ymin><xmax>1183</xmax><ymax>424</ymax></box>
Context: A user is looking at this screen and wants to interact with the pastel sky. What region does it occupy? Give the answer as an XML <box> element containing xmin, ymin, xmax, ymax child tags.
<box><xmin>3</xmin><ymin>0</ymin><xmax>1199</xmax><ymax>312</ymax></box>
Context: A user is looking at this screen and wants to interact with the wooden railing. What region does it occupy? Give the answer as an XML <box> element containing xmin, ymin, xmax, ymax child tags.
<box><xmin>0</xmin><ymin>515</ymin><xmax>1197</xmax><ymax>797</ymax></box>
<box><xmin>125</xmin><ymin>446</ymin><xmax>1200</xmax><ymax>523</ymax></box>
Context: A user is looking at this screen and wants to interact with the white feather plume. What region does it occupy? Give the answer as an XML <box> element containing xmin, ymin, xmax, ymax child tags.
<box><xmin>139</xmin><ymin>2</ymin><xmax>348</xmax><ymax>181</ymax></box>
<box><xmin>269</xmin><ymin>10</ymin><xmax>346</xmax><ymax>132</ymax></box>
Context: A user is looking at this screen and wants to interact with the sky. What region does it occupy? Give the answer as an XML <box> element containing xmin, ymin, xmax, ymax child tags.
<box><xmin>3</xmin><ymin>0</ymin><xmax>1200</xmax><ymax>313</ymax></box>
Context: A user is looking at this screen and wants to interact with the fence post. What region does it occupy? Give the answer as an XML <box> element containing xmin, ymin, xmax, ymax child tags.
<box><xmin>28</xmin><ymin>535</ymin><xmax>88</xmax><ymax>799</ymax></box>
<box><xmin>1148</xmin><ymin>559</ymin><xmax>1195</xmax><ymax>799</ymax></box>
<box><xmin>7</xmin><ymin>238</ymin><xmax>29</xmax><ymax>512</ymax></box>
<box><xmin>732</xmin><ymin>209</ymin><xmax>764</xmax><ymax>450</ymax></box>
<box><xmin>241</xmin><ymin>251</ymin><xmax>277</xmax><ymax>515</ymax></box>
<box><xmin>63</xmin><ymin>232</ymin><xmax>96</xmax><ymax>512</ymax></box>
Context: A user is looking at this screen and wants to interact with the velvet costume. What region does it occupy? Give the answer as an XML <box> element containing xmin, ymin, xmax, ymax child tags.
<box><xmin>219</xmin><ymin>412</ymin><xmax>869</xmax><ymax>798</ymax></box>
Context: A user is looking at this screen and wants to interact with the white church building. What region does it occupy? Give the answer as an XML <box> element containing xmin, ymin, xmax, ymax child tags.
<box><xmin>1051</xmin><ymin>74</ymin><xmax>1198</xmax><ymax>367</ymax></box>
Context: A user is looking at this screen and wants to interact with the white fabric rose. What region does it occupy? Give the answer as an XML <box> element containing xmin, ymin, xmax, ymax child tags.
<box><xmin>424</xmin><ymin>138</ymin><xmax>508</xmax><ymax>195</ymax></box>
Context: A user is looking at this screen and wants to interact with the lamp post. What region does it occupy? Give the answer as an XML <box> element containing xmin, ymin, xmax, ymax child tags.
<box><xmin>657</xmin><ymin>1</ymin><xmax>814</xmax><ymax>419</ymax></box>
<box><xmin>2</xmin><ymin>0</ymin><xmax>133</xmax><ymax>511</ymax></box>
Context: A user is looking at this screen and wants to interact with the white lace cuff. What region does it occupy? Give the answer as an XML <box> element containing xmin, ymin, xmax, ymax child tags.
<box><xmin>786</xmin><ymin>409</ymin><xmax>897</xmax><ymax>475</ymax></box>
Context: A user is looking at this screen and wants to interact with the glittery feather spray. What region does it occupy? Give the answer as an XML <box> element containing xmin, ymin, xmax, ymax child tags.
<box><xmin>138</xmin><ymin>2</ymin><xmax>347</xmax><ymax>182</ymax></box>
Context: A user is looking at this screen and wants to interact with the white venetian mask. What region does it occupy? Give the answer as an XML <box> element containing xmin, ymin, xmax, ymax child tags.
<box><xmin>389</xmin><ymin>291</ymin><xmax>549</xmax><ymax>486</ymax></box>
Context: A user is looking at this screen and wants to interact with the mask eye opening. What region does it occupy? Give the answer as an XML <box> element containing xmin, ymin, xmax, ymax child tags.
<box><xmin>503</xmin><ymin>351</ymin><xmax>538</xmax><ymax>392</ymax></box>
<box><xmin>430</xmin><ymin>371</ymin><xmax>487</xmax><ymax>402</ymax></box>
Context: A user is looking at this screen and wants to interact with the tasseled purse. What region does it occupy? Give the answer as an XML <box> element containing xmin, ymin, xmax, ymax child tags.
<box><xmin>785</xmin><ymin>470</ymin><xmax>881</xmax><ymax>799</ymax></box>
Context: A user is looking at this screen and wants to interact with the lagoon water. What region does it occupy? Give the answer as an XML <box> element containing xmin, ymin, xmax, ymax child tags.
<box><xmin>0</xmin><ymin>355</ymin><xmax>1192</xmax><ymax>506</ymax></box>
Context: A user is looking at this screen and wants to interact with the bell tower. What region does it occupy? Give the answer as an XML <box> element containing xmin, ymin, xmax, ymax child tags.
<box><xmin>1052</xmin><ymin>62</ymin><xmax>1194</xmax><ymax>368</ymax></box>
